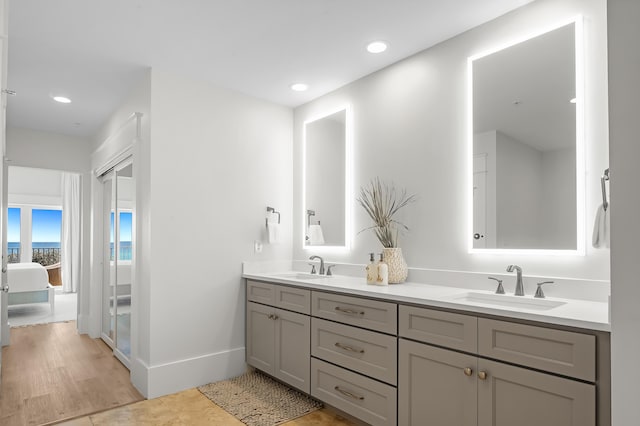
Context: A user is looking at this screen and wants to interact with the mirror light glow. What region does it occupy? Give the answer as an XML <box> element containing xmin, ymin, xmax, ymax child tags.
<box><xmin>302</xmin><ymin>105</ymin><xmax>353</xmax><ymax>252</ymax></box>
<box><xmin>467</xmin><ymin>16</ymin><xmax>585</xmax><ymax>256</ymax></box>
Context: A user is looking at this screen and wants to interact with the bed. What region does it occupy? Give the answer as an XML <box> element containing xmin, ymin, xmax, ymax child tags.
<box><xmin>7</xmin><ymin>262</ymin><xmax>55</xmax><ymax>311</ymax></box>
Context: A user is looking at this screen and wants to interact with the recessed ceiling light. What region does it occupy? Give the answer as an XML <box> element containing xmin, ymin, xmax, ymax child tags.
<box><xmin>570</xmin><ymin>98</ymin><xmax>577</xmax><ymax>104</ymax></box>
<box><xmin>366</xmin><ymin>41</ymin><xmax>387</xmax><ymax>54</ymax></box>
<box><xmin>53</xmin><ymin>96</ymin><xmax>71</xmax><ymax>104</ymax></box>
<box><xmin>290</xmin><ymin>83</ymin><xmax>308</xmax><ymax>92</ymax></box>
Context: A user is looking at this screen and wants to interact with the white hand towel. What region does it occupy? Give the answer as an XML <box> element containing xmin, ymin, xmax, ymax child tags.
<box><xmin>604</xmin><ymin>205</ymin><xmax>610</xmax><ymax>248</ymax></box>
<box><xmin>267</xmin><ymin>221</ymin><xmax>281</xmax><ymax>244</ymax></box>
<box><xmin>266</xmin><ymin>212</ymin><xmax>281</xmax><ymax>244</ymax></box>
<box><xmin>592</xmin><ymin>204</ymin><xmax>608</xmax><ymax>248</ymax></box>
<box><xmin>307</xmin><ymin>224</ymin><xmax>325</xmax><ymax>245</ymax></box>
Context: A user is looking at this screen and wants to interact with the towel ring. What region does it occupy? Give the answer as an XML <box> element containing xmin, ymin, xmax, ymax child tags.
<box><xmin>266</xmin><ymin>206</ymin><xmax>280</xmax><ymax>227</ymax></box>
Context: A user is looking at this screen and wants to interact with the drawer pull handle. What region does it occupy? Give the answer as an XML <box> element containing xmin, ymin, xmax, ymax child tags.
<box><xmin>334</xmin><ymin>306</ymin><xmax>365</xmax><ymax>316</ymax></box>
<box><xmin>268</xmin><ymin>314</ymin><xmax>279</xmax><ymax>320</ymax></box>
<box><xmin>335</xmin><ymin>342</ymin><xmax>365</xmax><ymax>354</ymax></box>
<box><xmin>463</xmin><ymin>367</ymin><xmax>473</xmax><ymax>377</ymax></box>
<box><xmin>334</xmin><ymin>386</ymin><xmax>364</xmax><ymax>400</ymax></box>
<box><xmin>478</xmin><ymin>371</ymin><xmax>488</xmax><ymax>380</ymax></box>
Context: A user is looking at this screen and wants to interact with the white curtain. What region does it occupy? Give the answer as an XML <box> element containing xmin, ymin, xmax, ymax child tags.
<box><xmin>61</xmin><ymin>172</ymin><xmax>81</xmax><ymax>293</ymax></box>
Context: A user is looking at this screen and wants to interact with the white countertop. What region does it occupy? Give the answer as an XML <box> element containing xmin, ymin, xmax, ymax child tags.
<box><xmin>242</xmin><ymin>271</ymin><xmax>610</xmax><ymax>332</ymax></box>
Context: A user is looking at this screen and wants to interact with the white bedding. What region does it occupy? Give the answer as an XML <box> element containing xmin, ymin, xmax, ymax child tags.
<box><xmin>7</xmin><ymin>262</ymin><xmax>50</xmax><ymax>293</ymax></box>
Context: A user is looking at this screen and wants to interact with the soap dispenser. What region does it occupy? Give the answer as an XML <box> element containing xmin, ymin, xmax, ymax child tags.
<box><xmin>376</xmin><ymin>253</ymin><xmax>389</xmax><ymax>286</ymax></box>
<box><xmin>366</xmin><ymin>253</ymin><xmax>377</xmax><ymax>285</ymax></box>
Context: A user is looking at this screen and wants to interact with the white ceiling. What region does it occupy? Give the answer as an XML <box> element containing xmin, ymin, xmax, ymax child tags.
<box><xmin>6</xmin><ymin>0</ymin><xmax>533</xmax><ymax>138</ymax></box>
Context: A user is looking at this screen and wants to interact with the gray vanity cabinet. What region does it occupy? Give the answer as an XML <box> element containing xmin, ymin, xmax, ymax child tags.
<box><xmin>398</xmin><ymin>305</ymin><xmax>597</xmax><ymax>426</ymax></box>
<box><xmin>399</xmin><ymin>339</ymin><xmax>477</xmax><ymax>426</ymax></box>
<box><xmin>246</xmin><ymin>281</ymin><xmax>311</xmax><ymax>393</ymax></box>
<box><xmin>245</xmin><ymin>280</ymin><xmax>606</xmax><ymax>426</ymax></box>
<box><xmin>477</xmin><ymin>358</ymin><xmax>595</xmax><ymax>426</ymax></box>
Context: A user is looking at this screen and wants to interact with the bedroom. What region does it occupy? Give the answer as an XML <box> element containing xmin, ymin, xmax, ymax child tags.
<box><xmin>5</xmin><ymin>166</ymin><xmax>80</xmax><ymax>326</ymax></box>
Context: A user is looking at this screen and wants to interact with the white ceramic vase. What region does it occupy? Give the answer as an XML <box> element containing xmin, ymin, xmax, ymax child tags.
<box><xmin>383</xmin><ymin>247</ymin><xmax>408</xmax><ymax>284</ymax></box>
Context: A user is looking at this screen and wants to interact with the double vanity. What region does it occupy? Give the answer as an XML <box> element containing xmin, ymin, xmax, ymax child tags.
<box><xmin>243</xmin><ymin>270</ymin><xmax>610</xmax><ymax>426</ymax></box>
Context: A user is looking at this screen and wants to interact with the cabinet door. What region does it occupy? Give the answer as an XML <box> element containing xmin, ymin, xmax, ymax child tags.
<box><xmin>399</xmin><ymin>339</ymin><xmax>477</xmax><ymax>426</ymax></box>
<box><xmin>275</xmin><ymin>308</ymin><xmax>311</xmax><ymax>393</ymax></box>
<box><xmin>246</xmin><ymin>301</ymin><xmax>276</xmax><ymax>374</ymax></box>
<box><xmin>477</xmin><ymin>358</ymin><xmax>595</xmax><ymax>426</ymax></box>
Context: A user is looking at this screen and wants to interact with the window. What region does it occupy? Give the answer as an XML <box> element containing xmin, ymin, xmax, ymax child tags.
<box><xmin>8</xmin><ymin>205</ymin><xmax>62</xmax><ymax>265</ymax></box>
<box><xmin>119</xmin><ymin>211</ymin><xmax>132</xmax><ymax>261</ymax></box>
<box><xmin>7</xmin><ymin>207</ymin><xmax>21</xmax><ymax>263</ymax></box>
<box><xmin>31</xmin><ymin>209</ymin><xmax>62</xmax><ymax>266</ymax></box>
<box><xmin>110</xmin><ymin>210</ymin><xmax>132</xmax><ymax>261</ymax></box>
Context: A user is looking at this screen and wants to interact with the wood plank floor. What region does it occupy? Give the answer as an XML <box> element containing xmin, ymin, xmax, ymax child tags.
<box><xmin>2</xmin><ymin>321</ymin><xmax>358</xmax><ymax>425</ymax></box>
<box><xmin>0</xmin><ymin>321</ymin><xmax>144</xmax><ymax>426</ymax></box>
<box><xmin>57</xmin><ymin>388</ymin><xmax>357</xmax><ymax>425</ymax></box>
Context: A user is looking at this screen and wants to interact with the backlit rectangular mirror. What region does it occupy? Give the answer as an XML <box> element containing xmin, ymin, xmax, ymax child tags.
<box><xmin>303</xmin><ymin>106</ymin><xmax>352</xmax><ymax>249</ymax></box>
<box><xmin>469</xmin><ymin>19</ymin><xmax>583</xmax><ymax>253</ymax></box>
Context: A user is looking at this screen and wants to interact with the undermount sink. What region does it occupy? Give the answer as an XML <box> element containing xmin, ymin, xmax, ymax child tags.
<box><xmin>274</xmin><ymin>272</ymin><xmax>332</xmax><ymax>280</ymax></box>
<box><xmin>445</xmin><ymin>291</ymin><xmax>566</xmax><ymax>311</ymax></box>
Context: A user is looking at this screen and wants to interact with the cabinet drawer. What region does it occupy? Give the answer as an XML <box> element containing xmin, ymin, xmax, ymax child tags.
<box><xmin>399</xmin><ymin>305</ymin><xmax>477</xmax><ymax>353</ymax></box>
<box><xmin>247</xmin><ymin>280</ymin><xmax>275</xmax><ymax>305</ymax></box>
<box><xmin>478</xmin><ymin>318</ymin><xmax>596</xmax><ymax>382</ymax></box>
<box><xmin>311</xmin><ymin>358</ymin><xmax>397</xmax><ymax>426</ymax></box>
<box><xmin>275</xmin><ymin>285</ymin><xmax>310</xmax><ymax>314</ymax></box>
<box><xmin>311</xmin><ymin>318</ymin><xmax>397</xmax><ymax>385</ymax></box>
<box><xmin>312</xmin><ymin>292</ymin><xmax>397</xmax><ymax>334</ymax></box>
<box><xmin>247</xmin><ymin>281</ymin><xmax>310</xmax><ymax>314</ymax></box>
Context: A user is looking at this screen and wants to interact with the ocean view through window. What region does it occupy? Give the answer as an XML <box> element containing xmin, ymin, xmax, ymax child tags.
<box><xmin>8</xmin><ymin>206</ymin><xmax>63</xmax><ymax>265</ymax></box>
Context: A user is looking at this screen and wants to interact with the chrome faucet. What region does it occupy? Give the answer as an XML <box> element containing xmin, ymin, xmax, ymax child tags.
<box><xmin>309</xmin><ymin>255</ymin><xmax>325</xmax><ymax>275</ymax></box>
<box><xmin>506</xmin><ymin>264</ymin><xmax>525</xmax><ymax>296</ymax></box>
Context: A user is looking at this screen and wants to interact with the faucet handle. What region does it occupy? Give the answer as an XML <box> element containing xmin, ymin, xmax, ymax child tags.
<box><xmin>488</xmin><ymin>276</ymin><xmax>505</xmax><ymax>294</ymax></box>
<box><xmin>534</xmin><ymin>281</ymin><xmax>554</xmax><ymax>298</ymax></box>
<box><xmin>308</xmin><ymin>263</ymin><xmax>317</xmax><ymax>274</ymax></box>
<box><xmin>326</xmin><ymin>265</ymin><xmax>336</xmax><ymax>276</ymax></box>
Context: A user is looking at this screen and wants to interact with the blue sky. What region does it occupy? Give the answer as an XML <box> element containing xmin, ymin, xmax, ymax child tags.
<box><xmin>120</xmin><ymin>212</ymin><xmax>132</xmax><ymax>242</ymax></box>
<box><xmin>8</xmin><ymin>208</ymin><xmax>62</xmax><ymax>242</ymax></box>
<box><xmin>110</xmin><ymin>211</ymin><xmax>133</xmax><ymax>242</ymax></box>
<box><xmin>8</xmin><ymin>208</ymin><xmax>20</xmax><ymax>242</ymax></box>
<box><xmin>9</xmin><ymin>208</ymin><xmax>132</xmax><ymax>243</ymax></box>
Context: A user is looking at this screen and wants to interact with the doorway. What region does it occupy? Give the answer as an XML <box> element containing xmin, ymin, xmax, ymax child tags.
<box><xmin>5</xmin><ymin>166</ymin><xmax>79</xmax><ymax>327</ymax></box>
<box><xmin>100</xmin><ymin>160</ymin><xmax>133</xmax><ymax>368</ymax></box>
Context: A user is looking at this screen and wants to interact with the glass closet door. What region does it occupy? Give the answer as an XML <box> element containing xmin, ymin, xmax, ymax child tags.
<box><xmin>115</xmin><ymin>164</ymin><xmax>132</xmax><ymax>360</ymax></box>
<box><xmin>101</xmin><ymin>161</ymin><xmax>133</xmax><ymax>368</ymax></box>
<box><xmin>101</xmin><ymin>174</ymin><xmax>116</xmax><ymax>348</ymax></box>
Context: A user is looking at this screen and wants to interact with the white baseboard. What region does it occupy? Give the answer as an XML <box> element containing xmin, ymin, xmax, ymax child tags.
<box><xmin>134</xmin><ymin>347</ymin><xmax>247</xmax><ymax>399</ymax></box>
<box><xmin>131</xmin><ymin>356</ymin><xmax>149</xmax><ymax>397</ymax></box>
<box><xmin>76</xmin><ymin>313</ymin><xmax>89</xmax><ymax>335</ymax></box>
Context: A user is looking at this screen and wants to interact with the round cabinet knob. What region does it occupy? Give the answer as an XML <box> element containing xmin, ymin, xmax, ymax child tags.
<box><xmin>478</xmin><ymin>371</ymin><xmax>488</xmax><ymax>380</ymax></box>
<box><xmin>463</xmin><ymin>367</ymin><xmax>473</xmax><ymax>377</ymax></box>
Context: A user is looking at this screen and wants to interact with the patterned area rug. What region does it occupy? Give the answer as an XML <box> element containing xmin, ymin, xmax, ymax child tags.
<box><xmin>198</xmin><ymin>370</ymin><xmax>322</xmax><ymax>426</ymax></box>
